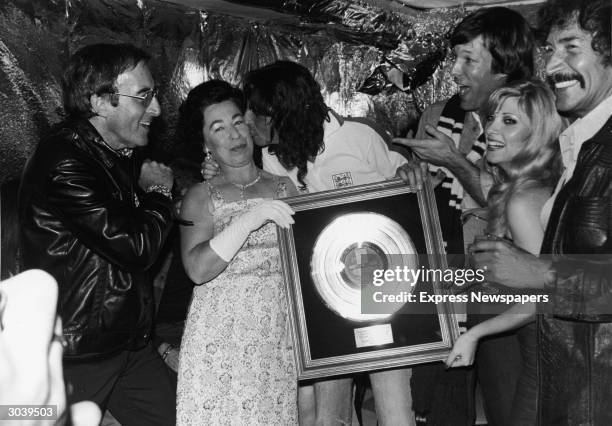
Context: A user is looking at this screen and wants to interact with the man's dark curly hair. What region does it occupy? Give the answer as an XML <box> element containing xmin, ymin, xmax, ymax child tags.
<box><xmin>538</xmin><ymin>0</ymin><xmax>611</xmax><ymax>66</ymax></box>
<box><xmin>176</xmin><ymin>80</ymin><xmax>246</xmax><ymax>157</ymax></box>
<box><xmin>243</xmin><ymin>61</ymin><xmax>330</xmax><ymax>190</ymax></box>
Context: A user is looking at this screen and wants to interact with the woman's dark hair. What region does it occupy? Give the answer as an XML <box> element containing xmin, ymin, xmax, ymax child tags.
<box><xmin>451</xmin><ymin>7</ymin><xmax>535</xmax><ymax>82</ymax></box>
<box><xmin>176</xmin><ymin>80</ymin><xmax>246</xmax><ymax>156</ymax></box>
<box><xmin>243</xmin><ymin>61</ymin><xmax>329</xmax><ymax>190</ymax></box>
<box><xmin>62</xmin><ymin>43</ymin><xmax>151</xmax><ymax>119</ymax></box>
<box><xmin>538</xmin><ymin>0</ymin><xmax>610</xmax><ymax>66</ymax></box>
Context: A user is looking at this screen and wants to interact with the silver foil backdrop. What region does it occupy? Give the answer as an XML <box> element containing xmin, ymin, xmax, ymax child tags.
<box><xmin>0</xmin><ymin>0</ymin><xmax>543</xmax><ymax>184</ymax></box>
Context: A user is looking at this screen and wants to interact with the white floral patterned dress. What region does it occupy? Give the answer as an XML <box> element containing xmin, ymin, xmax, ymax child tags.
<box><xmin>177</xmin><ymin>181</ymin><xmax>297</xmax><ymax>426</ymax></box>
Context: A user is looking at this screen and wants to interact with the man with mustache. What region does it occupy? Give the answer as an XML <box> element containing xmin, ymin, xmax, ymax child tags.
<box><xmin>19</xmin><ymin>44</ymin><xmax>177</xmax><ymax>425</ymax></box>
<box><xmin>470</xmin><ymin>0</ymin><xmax>612</xmax><ymax>423</ymax></box>
<box><xmin>394</xmin><ymin>7</ymin><xmax>536</xmax><ymax>425</ymax></box>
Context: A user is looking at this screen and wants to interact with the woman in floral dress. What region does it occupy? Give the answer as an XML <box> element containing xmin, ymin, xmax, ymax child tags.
<box><xmin>176</xmin><ymin>80</ymin><xmax>299</xmax><ymax>425</ymax></box>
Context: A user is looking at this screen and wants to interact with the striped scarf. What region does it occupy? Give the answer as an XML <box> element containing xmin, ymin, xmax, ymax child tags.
<box><xmin>429</xmin><ymin>94</ymin><xmax>486</xmax><ymax>212</ymax></box>
<box><xmin>429</xmin><ymin>95</ymin><xmax>486</xmax><ymax>255</ymax></box>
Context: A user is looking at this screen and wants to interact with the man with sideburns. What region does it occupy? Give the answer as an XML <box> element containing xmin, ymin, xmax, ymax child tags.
<box><xmin>19</xmin><ymin>43</ymin><xmax>176</xmax><ymax>425</ymax></box>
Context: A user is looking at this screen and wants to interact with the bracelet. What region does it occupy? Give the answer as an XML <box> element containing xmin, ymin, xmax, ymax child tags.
<box><xmin>146</xmin><ymin>184</ymin><xmax>172</xmax><ymax>200</ymax></box>
<box><xmin>161</xmin><ymin>344</ymin><xmax>175</xmax><ymax>361</ymax></box>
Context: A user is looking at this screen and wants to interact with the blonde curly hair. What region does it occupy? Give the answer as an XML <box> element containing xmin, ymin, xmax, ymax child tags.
<box><xmin>485</xmin><ymin>79</ymin><xmax>565</xmax><ymax>237</ymax></box>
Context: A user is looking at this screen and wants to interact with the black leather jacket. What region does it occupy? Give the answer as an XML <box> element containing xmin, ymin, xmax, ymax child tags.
<box><xmin>538</xmin><ymin>115</ymin><xmax>612</xmax><ymax>425</ymax></box>
<box><xmin>19</xmin><ymin>119</ymin><xmax>175</xmax><ymax>359</ymax></box>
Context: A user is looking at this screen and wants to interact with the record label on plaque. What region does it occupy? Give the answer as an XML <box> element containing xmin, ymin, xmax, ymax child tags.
<box><xmin>310</xmin><ymin>212</ymin><xmax>418</xmax><ymax>322</ymax></box>
<box><xmin>354</xmin><ymin>324</ymin><xmax>394</xmax><ymax>348</ymax></box>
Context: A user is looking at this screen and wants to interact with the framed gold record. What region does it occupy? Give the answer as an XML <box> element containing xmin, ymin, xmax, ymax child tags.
<box><xmin>310</xmin><ymin>212</ymin><xmax>418</xmax><ymax>322</ymax></box>
<box><xmin>278</xmin><ymin>178</ymin><xmax>460</xmax><ymax>380</ymax></box>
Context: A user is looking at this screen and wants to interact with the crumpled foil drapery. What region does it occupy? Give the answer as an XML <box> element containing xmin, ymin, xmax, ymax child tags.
<box><xmin>0</xmin><ymin>0</ymin><xmax>476</xmax><ymax>185</ymax></box>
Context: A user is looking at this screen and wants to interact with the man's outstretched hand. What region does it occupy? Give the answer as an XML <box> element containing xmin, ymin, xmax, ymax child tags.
<box><xmin>393</xmin><ymin>124</ymin><xmax>461</xmax><ymax>168</ymax></box>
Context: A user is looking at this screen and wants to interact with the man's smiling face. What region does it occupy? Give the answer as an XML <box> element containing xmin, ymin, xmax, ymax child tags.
<box><xmin>100</xmin><ymin>61</ymin><xmax>161</xmax><ymax>150</ymax></box>
<box><xmin>451</xmin><ymin>35</ymin><xmax>507</xmax><ymax>113</ymax></box>
<box><xmin>545</xmin><ymin>21</ymin><xmax>612</xmax><ymax>118</ymax></box>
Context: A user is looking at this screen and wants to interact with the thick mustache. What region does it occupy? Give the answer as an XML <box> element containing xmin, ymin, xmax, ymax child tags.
<box><xmin>547</xmin><ymin>73</ymin><xmax>585</xmax><ymax>89</ymax></box>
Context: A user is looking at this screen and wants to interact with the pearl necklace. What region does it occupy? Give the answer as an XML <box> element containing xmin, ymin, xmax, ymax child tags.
<box><xmin>223</xmin><ymin>171</ymin><xmax>262</xmax><ymax>200</ymax></box>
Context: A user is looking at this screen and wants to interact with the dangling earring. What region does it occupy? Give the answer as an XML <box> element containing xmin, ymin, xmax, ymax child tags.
<box><xmin>201</xmin><ymin>148</ymin><xmax>214</xmax><ymax>180</ymax></box>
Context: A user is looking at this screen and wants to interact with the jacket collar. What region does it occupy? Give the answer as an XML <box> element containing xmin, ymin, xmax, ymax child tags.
<box><xmin>66</xmin><ymin>119</ymin><xmax>134</xmax><ymax>169</ymax></box>
<box><xmin>71</xmin><ymin>119</ymin><xmax>134</xmax><ymax>158</ymax></box>
<box><xmin>588</xmin><ymin>114</ymin><xmax>612</xmax><ymax>147</ymax></box>
<box><xmin>559</xmin><ymin>95</ymin><xmax>612</xmax><ymax>165</ymax></box>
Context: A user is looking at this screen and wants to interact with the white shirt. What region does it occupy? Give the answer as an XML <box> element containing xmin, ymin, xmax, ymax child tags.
<box><xmin>540</xmin><ymin>94</ymin><xmax>612</xmax><ymax>227</ymax></box>
<box><xmin>262</xmin><ymin>111</ymin><xmax>406</xmax><ymax>192</ymax></box>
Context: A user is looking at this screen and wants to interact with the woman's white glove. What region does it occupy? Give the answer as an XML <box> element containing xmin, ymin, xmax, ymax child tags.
<box><xmin>209</xmin><ymin>200</ymin><xmax>294</xmax><ymax>262</ymax></box>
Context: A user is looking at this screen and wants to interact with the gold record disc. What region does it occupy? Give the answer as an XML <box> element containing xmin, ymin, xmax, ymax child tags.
<box><xmin>310</xmin><ymin>212</ymin><xmax>418</xmax><ymax>322</ymax></box>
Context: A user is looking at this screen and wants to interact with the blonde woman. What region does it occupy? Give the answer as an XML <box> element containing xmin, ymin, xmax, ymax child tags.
<box><xmin>446</xmin><ymin>79</ymin><xmax>564</xmax><ymax>425</ymax></box>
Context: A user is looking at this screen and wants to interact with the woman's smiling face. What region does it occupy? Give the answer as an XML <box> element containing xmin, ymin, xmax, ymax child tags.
<box><xmin>485</xmin><ymin>97</ymin><xmax>532</xmax><ymax>169</ymax></box>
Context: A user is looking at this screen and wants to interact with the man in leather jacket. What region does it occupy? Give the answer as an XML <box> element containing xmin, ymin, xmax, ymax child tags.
<box><xmin>471</xmin><ymin>0</ymin><xmax>612</xmax><ymax>423</ymax></box>
<box><xmin>19</xmin><ymin>44</ymin><xmax>176</xmax><ymax>425</ymax></box>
